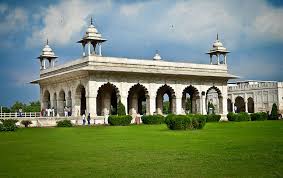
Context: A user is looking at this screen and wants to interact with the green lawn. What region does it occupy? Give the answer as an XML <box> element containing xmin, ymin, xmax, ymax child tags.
<box><xmin>0</xmin><ymin>121</ymin><xmax>283</xmax><ymax>178</ymax></box>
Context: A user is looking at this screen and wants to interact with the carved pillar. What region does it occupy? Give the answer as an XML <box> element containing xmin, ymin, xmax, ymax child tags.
<box><xmin>202</xmin><ymin>95</ymin><xmax>206</xmax><ymax>115</ymax></box>
<box><xmin>245</xmin><ymin>102</ymin><xmax>248</xmax><ymax>113</ymax></box>
<box><xmin>149</xmin><ymin>94</ymin><xmax>156</xmax><ymax>115</ymax></box>
<box><xmin>120</xmin><ymin>95</ymin><xmax>128</xmax><ymax>115</ymax></box>
<box><xmin>175</xmin><ymin>96</ymin><xmax>182</xmax><ymax>115</ymax></box>
<box><xmin>87</xmin><ymin>96</ymin><xmax>97</xmax><ymax>116</ymax></box>
<box><xmin>156</xmin><ymin>94</ymin><xmax>163</xmax><ymax>114</ymax></box>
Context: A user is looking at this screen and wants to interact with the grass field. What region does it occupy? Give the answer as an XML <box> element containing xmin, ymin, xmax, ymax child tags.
<box><xmin>0</xmin><ymin>121</ymin><xmax>283</xmax><ymax>177</ymax></box>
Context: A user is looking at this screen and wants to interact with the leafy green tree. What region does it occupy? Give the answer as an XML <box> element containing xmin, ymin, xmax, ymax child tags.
<box><xmin>1</xmin><ymin>107</ymin><xmax>11</xmax><ymax>113</ymax></box>
<box><xmin>207</xmin><ymin>102</ymin><xmax>215</xmax><ymax>114</ymax></box>
<box><xmin>10</xmin><ymin>101</ymin><xmax>25</xmax><ymax>112</ymax></box>
<box><xmin>185</xmin><ymin>98</ymin><xmax>192</xmax><ymax>113</ymax></box>
<box><xmin>163</xmin><ymin>101</ymin><xmax>170</xmax><ymax>114</ymax></box>
<box><xmin>270</xmin><ymin>103</ymin><xmax>278</xmax><ymax>120</ymax></box>
<box><xmin>117</xmin><ymin>100</ymin><xmax>126</xmax><ymax>115</ymax></box>
<box><xmin>24</xmin><ymin>101</ymin><xmax>41</xmax><ymax>112</ymax></box>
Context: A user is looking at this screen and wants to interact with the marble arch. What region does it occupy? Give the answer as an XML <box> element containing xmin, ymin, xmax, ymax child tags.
<box><xmin>96</xmin><ymin>82</ymin><xmax>120</xmax><ymax>116</ymax></box>
<box><xmin>156</xmin><ymin>84</ymin><xmax>176</xmax><ymax>114</ymax></box>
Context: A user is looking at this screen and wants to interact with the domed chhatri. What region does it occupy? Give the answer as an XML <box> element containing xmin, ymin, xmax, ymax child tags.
<box><xmin>153</xmin><ymin>50</ymin><xmax>162</xmax><ymax>60</ymax></box>
<box><xmin>207</xmin><ymin>34</ymin><xmax>230</xmax><ymax>65</ymax></box>
<box><xmin>37</xmin><ymin>39</ymin><xmax>58</xmax><ymax>70</ymax></box>
<box><xmin>78</xmin><ymin>17</ymin><xmax>107</xmax><ymax>56</ymax></box>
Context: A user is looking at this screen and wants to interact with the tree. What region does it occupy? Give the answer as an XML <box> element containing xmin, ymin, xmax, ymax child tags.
<box><xmin>24</xmin><ymin>101</ymin><xmax>41</xmax><ymax>112</ymax></box>
<box><xmin>117</xmin><ymin>100</ymin><xmax>126</xmax><ymax>115</ymax></box>
<box><xmin>10</xmin><ymin>101</ymin><xmax>25</xmax><ymax>112</ymax></box>
<box><xmin>1</xmin><ymin>107</ymin><xmax>11</xmax><ymax>113</ymax></box>
<box><xmin>207</xmin><ymin>102</ymin><xmax>215</xmax><ymax>114</ymax></box>
<box><xmin>270</xmin><ymin>103</ymin><xmax>278</xmax><ymax>120</ymax></box>
<box><xmin>163</xmin><ymin>101</ymin><xmax>170</xmax><ymax>114</ymax></box>
<box><xmin>185</xmin><ymin>98</ymin><xmax>192</xmax><ymax>113</ymax></box>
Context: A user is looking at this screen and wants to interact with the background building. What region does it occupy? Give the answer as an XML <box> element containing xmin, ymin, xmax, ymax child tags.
<box><xmin>228</xmin><ymin>81</ymin><xmax>283</xmax><ymax>114</ymax></box>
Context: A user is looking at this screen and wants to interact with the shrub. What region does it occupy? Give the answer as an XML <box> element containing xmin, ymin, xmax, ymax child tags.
<box><xmin>56</xmin><ymin>119</ymin><xmax>73</xmax><ymax>127</ymax></box>
<box><xmin>250</xmin><ymin>112</ymin><xmax>268</xmax><ymax>121</ymax></box>
<box><xmin>0</xmin><ymin>119</ymin><xmax>18</xmax><ymax>131</ymax></box>
<box><xmin>117</xmin><ymin>100</ymin><xmax>126</xmax><ymax>116</ymax></box>
<box><xmin>269</xmin><ymin>103</ymin><xmax>278</xmax><ymax>120</ymax></box>
<box><xmin>21</xmin><ymin>120</ymin><xmax>32</xmax><ymax>128</ymax></box>
<box><xmin>108</xmin><ymin>115</ymin><xmax>132</xmax><ymax>126</ymax></box>
<box><xmin>227</xmin><ymin>112</ymin><xmax>250</xmax><ymax>122</ymax></box>
<box><xmin>227</xmin><ymin>112</ymin><xmax>235</xmax><ymax>121</ymax></box>
<box><xmin>206</xmin><ymin>114</ymin><xmax>221</xmax><ymax>122</ymax></box>
<box><xmin>141</xmin><ymin>115</ymin><xmax>164</xmax><ymax>124</ymax></box>
<box><xmin>164</xmin><ymin>114</ymin><xmax>206</xmax><ymax>130</ymax></box>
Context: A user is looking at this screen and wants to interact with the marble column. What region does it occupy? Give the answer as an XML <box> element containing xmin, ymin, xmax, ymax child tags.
<box><xmin>120</xmin><ymin>95</ymin><xmax>128</xmax><ymax>115</ymax></box>
<box><xmin>149</xmin><ymin>95</ymin><xmax>156</xmax><ymax>115</ymax></box>
<box><xmin>202</xmin><ymin>95</ymin><xmax>206</xmax><ymax>115</ymax></box>
<box><xmin>175</xmin><ymin>96</ymin><xmax>182</xmax><ymax>114</ymax></box>
<box><xmin>87</xmin><ymin>96</ymin><xmax>97</xmax><ymax>116</ymax></box>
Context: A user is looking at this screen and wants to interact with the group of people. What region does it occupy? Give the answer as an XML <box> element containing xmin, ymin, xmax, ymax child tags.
<box><xmin>82</xmin><ymin>113</ymin><xmax>92</xmax><ymax>125</ymax></box>
<box><xmin>64</xmin><ymin>106</ymin><xmax>72</xmax><ymax>117</ymax></box>
<box><xmin>41</xmin><ymin>108</ymin><xmax>56</xmax><ymax>117</ymax></box>
<box><xmin>41</xmin><ymin>106</ymin><xmax>72</xmax><ymax>117</ymax></box>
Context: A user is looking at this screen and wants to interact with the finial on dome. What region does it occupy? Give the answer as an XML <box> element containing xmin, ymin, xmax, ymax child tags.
<box><xmin>90</xmin><ymin>17</ymin><xmax>93</xmax><ymax>25</ymax></box>
<box><xmin>216</xmin><ymin>33</ymin><xmax>219</xmax><ymax>40</ymax></box>
<box><xmin>153</xmin><ymin>50</ymin><xmax>162</xmax><ymax>60</ymax></box>
<box><xmin>46</xmin><ymin>38</ymin><xmax>49</xmax><ymax>45</ymax></box>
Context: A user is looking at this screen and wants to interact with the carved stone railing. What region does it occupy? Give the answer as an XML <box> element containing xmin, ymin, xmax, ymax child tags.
<box><xmin>0</xmin><ymin>112</ymin><xmax>41</xmax><ymax>118</ymax></box>
<box><xmin>228</xmin><ymin>82</ymin><xmax>277</xmax><ymax>91</ymax></box>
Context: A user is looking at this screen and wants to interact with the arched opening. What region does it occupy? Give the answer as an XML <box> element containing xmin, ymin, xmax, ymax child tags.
<box><xmin>182</xmin><ymin>85</ymin><xmax>200</xmax><ymax>114</ymax></box>
<box><xmin>75</xmin><ymin>84</ymin><xmax>86</xmax><ymax>116</ymax></box>
<box><xmin>206</xmin><ymin>87</ymin><xmax>222</xmax><ymax>114</ymax></box>
<box><xmin>248</xmin><ymin>97</ymin><xmax>254</xmax><ymax>113</ymax></box>
<box><xmin>43</xmin><ymin>90</ymin><xmax>51</xmax><ymax>109</ymax></box>
<box><xmin>235</xmin><ymin>96</ymin><xmax>245</xmax><ymax>113</ymax></box>
<box><xmin>128</xmin><ymin>84</ymin><xmax>149</xmax><ymax>115</ymax></box>
<box><xmin>156</xmin><ymin>85</ymin><xmax>176</xmax><ymax>115</ymax></box>
<box><xmin>97</xmin><ymin>83</ymin><xmax>120</xmax><ymax>116</ymax></box>
<box><xmin>227</xmin><ymin>98</ymin><xmax>233</xmax><ymax>113</ymax></box>
<box><xmin>58</xmin><ymin>90</ymin><xmax>66</xmax><ymax>116</ymax></box>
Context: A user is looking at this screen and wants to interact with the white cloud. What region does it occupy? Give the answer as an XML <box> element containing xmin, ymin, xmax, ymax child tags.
<box><xmin>0</xmin><ymin>3</ymin><xmax>8</xmax><ymax>13</ymax></box>
<box><xmin>119</xmin><ymin>2</ymin><xmax>145</xmax><ymax>17</ymax></box>
<box><xmin>0</xmin><ymin>6</ymin><xmax>28</xmax><ymax>34</ymax></box>
<box><xmin>26</xmin><ymin>0</ymin><xmax>112</xmax><ymax>46</ymax></box>
<box><xmin>113</xmin><ymin>0</ymin><xmax>283</xmax><ymax>50</ymax></box>
<box><xmin>253</xmin><ymin>7</ymin><xmax>283</xmax><ymax>40</ymax></box>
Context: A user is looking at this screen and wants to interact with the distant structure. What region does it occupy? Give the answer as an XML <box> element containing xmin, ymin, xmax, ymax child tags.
<box><xmin>206</xmin><ymin>33</ymin><xmax>229</xmax><ymax>65</ymax></box>
<box><xmin>31</xmin><ymin>18</ymin><xmax>236</xmax><ymax>120</ymax></box>
<box><xmin>228</xmin><ymin>81</ymin><xmax>283</xmax><ymax>114</ymax></box>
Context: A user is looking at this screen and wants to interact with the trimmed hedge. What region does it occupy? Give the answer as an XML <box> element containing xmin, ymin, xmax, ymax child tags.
<box><xmin>56</xmin><ymin>119</ymin><xmax>73</xmax><ymax>127</ymax></box>
<box><xmin>206</xmin><ymin>114</ymin><xmax>221</xmax><ymax>122</ymax></box>
<box><xmin>0</xmin><ymin>119</ymin><xmax>18</xmax><ymax>131</ymax></box>
<box><xmin>21</xmin><ymin>120</ymin><xmax>32</xmax><ymax>128</ymax></box>
<box><xmin>108</xmin><ymin>115</ymin><xmax>132</xmax><ymax>126</ymax></box>
<box><xmin>141</xmin><ymin>115</ymin><xmax>164</xmax><ymax>124</ymax></box>
<box><xmin>227</xmin><ymin>112</ymin><xmax>251</xmax><ymax>122</ymax></box>
<box><xmin>250</xmin><ymin>112</ymin><xmax>268</xmax><ymax>121</ymax></box>
<box><xmin>164</xmin><ymin>114</ymin><xmax>206</xmax><ymax>130</ymax></box>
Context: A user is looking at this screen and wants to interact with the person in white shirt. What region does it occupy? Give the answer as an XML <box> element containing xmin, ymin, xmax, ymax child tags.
<box><xmin>82</xmin><ymin>114</ymin><xmax>86</xmax><ymax>125</ymax></box>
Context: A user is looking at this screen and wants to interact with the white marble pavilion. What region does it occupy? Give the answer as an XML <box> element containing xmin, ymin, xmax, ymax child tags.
<box><xmin>31</xmin><ymin>18</ymin><xmax>237</xmax><ymax>121</ymax></box>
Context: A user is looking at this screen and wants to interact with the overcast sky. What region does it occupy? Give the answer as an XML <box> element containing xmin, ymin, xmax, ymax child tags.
<box><xmin>0</xmin><ymin>0</ymin><xmax>283</xmax><ymax>106</ymax></box>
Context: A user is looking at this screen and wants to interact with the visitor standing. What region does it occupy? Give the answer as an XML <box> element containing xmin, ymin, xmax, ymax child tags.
<box><xmin>64</xmin><ymin>107</ymin><xmax>68</xmax><ymax>117</ymax></box>
<box><xmin>87</xmin><ymin>113</ymin><xmax>91</xmax><ymax>125</ymax></box>
<box><xmin>82</xmin><ymin>114</ymin><xmax>86</xmax><ymax>125</ymax></box>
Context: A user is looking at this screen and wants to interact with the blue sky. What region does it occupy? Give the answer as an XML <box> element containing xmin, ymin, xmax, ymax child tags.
<box><xmin>0</xmin><ymin>0</ymin><xmax>283</xmax><ymax>107</ymax></box>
